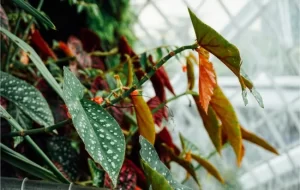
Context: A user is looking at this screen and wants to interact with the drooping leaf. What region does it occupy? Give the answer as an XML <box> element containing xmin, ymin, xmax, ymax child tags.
<box><xmin>210</xmin><ymin>86</ymin><xmax>242</xmax><ymax>165</ymax></box>
<box><xmin>198</xmin><ymin>49</ymin><xmax>217</xmax><ymax>113</ymax></box>
<box><xmin>161</xmin><ymin>144</ymin><xmax>201</xmax><ymax>187</ymax></box>
<box><xmin>11</xmin><ymin>0</ymin><xmax>56</xmax><ymax>30</ymax></box>
<box><xmin>31</xmin><ymin>29</ymin><xmax>57</xmax><ymax>60</ymax></box>
<box><xmin>139</xmin><ymin>136</ymin><xmax>192</xmax><ymax>190</ymax></box>
<box><xmin>47</xmin><ymin>137</ymin><xmax>79</xmax><ymax>181</ymax></box>
<box><xmin>157</xmin><ymin>67</ymin><xmax>175</xmax><ymax>95</ymax></box>
<box><xmin>188</xmin><ymin>8</ymin><xmax>263</xmax><ymax>107</ymax></box>
<box><xmin>1</xmin><ymin>143</ymin><xmax>60</xmax><ymax>182</ymax></box>
<box><xmin>186</xmin><ymin>54</ymin><xmax>195</xmax><ymax>90</ymax></box>
<box><xmin>150</xmin><ymin>71</ymin><xmax>167</xmax><ymax>118</ymax></box>
<box><xmin>0</xmin><ymin>27</ymin><xmax>63</xmax><ymax>99</ymax></box>
<box><xmin>157</xmin><ymin>127</ymin><xmax>180</xmax><ymax>155</ymax></box>
<box><xmin>0</xmin><ymin>71</ymin><xmax>54</xmax><ymax>126</ymax></box>
<box><xmin>241</xmin><ymin>127</ymin><xmax>278</xmax><ymax>155</ymax></box>
<box><xmin>88</xmin><ymin>158</ymin><xmax>105</xmax><ymax>187</ymax></box>
<box><xmin>131</xmin><ymin>91</ymin><xmax>156</xmax><ymax>144</ymax></box>
<box><xmin>63</xmin><ymin>67</ymin><xmax>125</xmax><ymax>186</ymax></box>
<box><xmin>191</xmin><ymin>153</ymin><xmax>224</xmax><ymax>183</ymax></box>
<box><xmin>193</xmin><ymin>95</ymin><xmax>222</xmax><ymax>154</ymax></box>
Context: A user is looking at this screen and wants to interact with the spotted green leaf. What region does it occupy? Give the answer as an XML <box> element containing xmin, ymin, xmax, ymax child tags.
<box><xmin>47</xmin><ymin>137</ymin><xmax>79</xmax><ymax>181</ymax></box>
<box><xmin>11</xmin><ymin>0</ymin><xmax>56</xmax><ymax>30</ymax></box>
<box><xmin>188</xmin><ymin>8</ymin><xmax>263</xmax><ymax>107</ymax></box>
<box><xmin>88</xmin><ymin>158</ymin><xmax>105</xmax><ymax>187</ymax></box>
<box><xmin>139</xmin><ymin>136</ymin><xmax>192</xmax><ymax>190</ymax></box>
<box><xmin>0</xmin><ymin>71</ymin><xmax>54</xmax><ymax>127</ymax></box>
<box><xmin>63</xmin><ymin>67</ymin><xmax>125</xmax><ymax>187</ymax></box>
<box><xmin>0</xmin><ymin>27</ymin><xmax>63</xmax><ymax>99</ymax></box>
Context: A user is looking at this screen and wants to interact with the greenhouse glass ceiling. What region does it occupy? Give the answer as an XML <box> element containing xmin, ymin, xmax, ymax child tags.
<box><xmin>131</xmin><ymin>0</ymin><xmax>300</xmax><ymax>189</ymax></box>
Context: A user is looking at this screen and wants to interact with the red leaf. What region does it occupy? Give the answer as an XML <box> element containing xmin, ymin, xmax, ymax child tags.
<box><xmin>31</xmin><ymin>30</ymin><xmax>57</xmax><ymax>60</ymax></box>
<box><xmin>147</xmin><ymin>97</ymin><xmax>165</xmax><ymax>126</ymax></box>
<box><xmin>198</xmin><ymin>49</ymin><xmax>217</xmax><ymax>113</ymax></box>
<box><xmin>150</xmin><ymin>73</ymin><xmax>167</xmax><ymax>119</ymax></box>
<box><xmin>79</xmin><ymin>28</ymin><xmax>103</xmax><ymax>52</ymax></box>
<box><xmin>91</xmin><ymin>56</ymin><xmax>106</xmax><ymax>70</ymax></box>
<box><xmin>91</xmin><ymin>76</ymin><xmax>109</xmax><ymax>93</ymax></box>
<box><xmin>148</xmin><ymin>55</ymin><xmax>175</xmax><ymax>95</ymax></box>
<box><xmin>157</xmin><ymin>127</ymin><xmax>180</xmax><ymax>155</ymax></box>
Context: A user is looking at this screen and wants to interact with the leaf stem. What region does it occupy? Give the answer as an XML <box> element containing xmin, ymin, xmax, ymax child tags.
<box><xmin>152</xmin><ymin>91</ymin><xmax>198</xmax><ymax>114</ymax></box>
<box><xmin>88</xmin><ymin>47</ymin><xmax>118</xmax><ymax>56</ymax></box>
<box><xmin>102</xmin><ymin>43</ymin><xmax>198</xmax><ymax>108</ymax></box>
<box><xmin>1</xmin><ymin>119</ymin><xmax>72</xmax><ymax>138</ymax></box>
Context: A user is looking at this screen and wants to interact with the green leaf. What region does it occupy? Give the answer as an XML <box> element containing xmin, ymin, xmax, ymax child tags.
<box><xmin>141</xmin><ymin>160</ymin><xmax>173</xmax><ymax>190</ymax></box>
<box><xmin>0</xmin><ymin>27</ymin><xmax>63</xmax><ymax>99</ymax></box>
<box><xmin>1</xmin><ymin>143</ymin><xmax>60</xmax><ymax>182</ymax></box>
<box><xmin>188</xmin><ymin>8</ymin><xmax>264</xmax><ymax>107</ymax></box>
<box><xmin>8</xmin><ymin>103</ymin><xmax>33</xmax><ymax>148</ymax></box>
<box><xmin>88</xmin><ymin>158</ymin><xmax>105</xmax><ymax>187</ymax></box>
<box><xmin>139</xmin><ymin>136</ymin><xmax>192</xmax><ymax>190</ymax></box>
<box><xmin>0</xmin><ymin>71</ymin><xmax>54</xmax><ymax>127</ymax></box>
<box><xmin>63</xmin><ymin>67</ymin><xmax>125</xmax><ymax>187</ymax></box>
<box><xmin>47</xmin><ymin>137</ymin><xmax>79</xmax><ymax>181</ymax></box>
<box><xmin>11</xmin><ymin>0</ymin><xmax>56</xmax><ymax>30</ymax></box>
<box><xmin>188</xmin><ymin>8</ymin><xmax>241</xmax><ymax>80</ymax></box>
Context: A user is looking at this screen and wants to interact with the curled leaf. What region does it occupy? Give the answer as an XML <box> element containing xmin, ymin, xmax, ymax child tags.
<box><xmin>131</xmin><ymin>90</ymin><xmax>156</xmax><ymax>144</ymax></box>
<box><xmin>191</xmin><ymin>153</ymin><xmax>224</xmax><ymax>183</ymax></box>
<box><xmin>198</xmin><ymin>49</ymin><xmax>217</xmax><ymax>113</ymax></box>
<box><xmin>241</xmin><ymin>127</ymin><xmax>278</xmax><ymax>155</ymax></box>
<box><xmin>210</xmin><ymin>86</ymin><xmax>242</xmax><ymax>165</ymax></box>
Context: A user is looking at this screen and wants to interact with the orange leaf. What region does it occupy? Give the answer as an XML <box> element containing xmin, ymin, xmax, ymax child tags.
<box><xmin>198</xmin><ymin>49</ymin><xmax>217</xmax><ymax>113</ymax></box>
<box><xmin>31</xmin><ymin>29</ymin><xmax>57</xmax><ymax>60</ymax></box>
<box><xmin>131</xmin><ymin>91</ymin><xmax>155</xmax><ymax>144</ymax></box>
<box><xmin>58</xmin><ymin>41</ymin><xmax>74</xmax><ymax>57</ymax></box>
<box><xmin>210</xmin><ymin>85</ymin><xmax>242</xmax><ymax>166</ymax></box>
<box><xmin>191</xmin><ymin>153</ymin><xmax>224</xmax><ymax>183</ymax></box>
<box><xmin>194</xmin><ymin>95</ymin><xmax>222</xmax><ymax>154</ymax></box>
<box><xmin>186</xmin><ymin>55</ymin><xmax>195</xmax><ymax>90</ymax></box>
<box><xmin>241</xmin><ymin>127</ymin><xmax>279</xmax><ymax>155</ymax></box>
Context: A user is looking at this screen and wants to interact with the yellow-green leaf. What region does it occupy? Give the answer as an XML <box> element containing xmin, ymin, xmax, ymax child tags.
<box><xmin>191</xmin><ymin>153</ymin><xmax>224</xmax><ymax>183</ymax></box>
<box><xmin>241</xmin><ymin>127</ymin><xmax>278</xmax><ymax>155</ymax></box>
<box><xmin>193</xmin><ymin>95</ymin><xmax>222</xmax><ymax>154</ymax></box>
<box><xmin>210</xmin><ymin>86</ymin><xmax>242</xmax><ymax>165</ymax></box>
<box><xmin>131</xmin><ymin>91</ymin><xmax>156</xmax><ymax>144</ymax></box>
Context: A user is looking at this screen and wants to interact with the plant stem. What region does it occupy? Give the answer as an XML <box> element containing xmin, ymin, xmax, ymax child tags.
<box><xmin>88</xmin><ymin>47</ymin><xmax>118</xmax><ymax>56</ymax></box>
<box><xmin>152</xmin><ymin>91</ymin><xmax>198</xmax><ymax>114</ymax></box>
<box><xmin>102</xmin><ymin>43</ymin><xmax>198</xmax><ymax>108</ymax></box>
<box><xmin>5</xmin><ymin>11</ymin><xmax>22</xmax><ymax>71</ymax></box>
<box><xmin>0</xmin><ymin>106</ymin><xmax>69</xmax><ymax>183</ymax></box>
<box><xmin>1</xmin><ymin>119</ymin><xmax>72</xmax><ymax>138</ymax></box>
